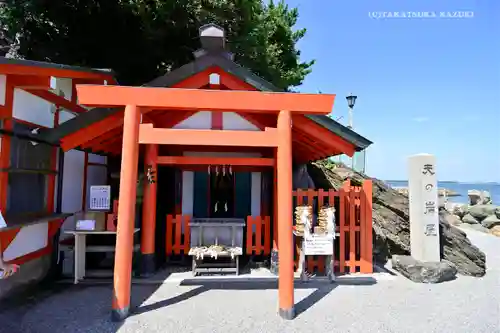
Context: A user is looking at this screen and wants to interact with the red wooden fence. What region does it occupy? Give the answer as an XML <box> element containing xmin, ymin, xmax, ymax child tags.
<box><xmin>165</xmin><ymin>214</ymin><xmax>272</xmax><ymax>256</ymax></box>
<box><xmin>292</xmin><ymin>179</ymin><xmax>373</xmax><ymax>274</ymax></box>
<box><xmin>246</xmin><ymin>216</ymin><xmax>271</xmax><ymax>255</ymax></box>
<box><xmin>165</xmin><ymin>214</ymin><xmax>191</xmax><ymax>255</ymax></box>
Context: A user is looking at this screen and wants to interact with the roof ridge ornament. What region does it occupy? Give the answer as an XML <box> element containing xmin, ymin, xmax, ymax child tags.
<box><xmin>195</xmin><ymin>23</ymin><xmax>234</xmax><ymax>60</ymax></box>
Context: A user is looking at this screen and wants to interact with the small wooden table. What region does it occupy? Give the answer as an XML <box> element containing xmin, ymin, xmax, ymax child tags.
<box><xmin>64</xmin><ymin>229</ymin><xmax>140</xmax><ymax>284</ymax></box>
<box><xmin>294</xmin><ymin>230</ymin><xmax>337</xmax><ymax>283</ymax></box>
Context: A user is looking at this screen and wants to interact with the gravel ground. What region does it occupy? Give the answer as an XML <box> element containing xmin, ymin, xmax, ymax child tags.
<box><xmin>0</xmin><ymin>227</ymin><xmax>498</xmax><ymax>333</ymax></box>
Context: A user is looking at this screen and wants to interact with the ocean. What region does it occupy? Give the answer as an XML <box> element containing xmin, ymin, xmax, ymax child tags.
<box><xmin>385</xmin><ymin>180</ymin><xmax>500</xmax><ymax>205</ymax></box>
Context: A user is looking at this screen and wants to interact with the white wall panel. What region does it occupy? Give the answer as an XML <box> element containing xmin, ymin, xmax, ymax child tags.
<box><xmin>3</xmin><ymin>223</ymin><xmax>49</xmax><ymax>261</ymax></box>
<box><xmin>0</xmin><ymin>74</ymin><xmax>6</xmax><ymax>106</ymax></box>
<box><xmin>223</xmin><ymin>112</ymin><xmax>260</xmax><ymax>131</ymax></box>
<box><xmin>251</xmin><ymin>172</ymin><xmax>262</xmax><ymax>217</ymax></box>
<box><xmin>174</xmin><ymin>111</ymin><xmax>211</xmax><ymax>129</ymax></box>
<box><xmin>182</xmin><ymin>171</ymin><xmax>194</xmax><ymax>215</ymax></box>
<box><xmin>12</xmin><ymin>89</ymin><xmax>53</xmax><ymax>127</ymax></box>
<box><xmin>58</xmin><ymin>110</ymin><xmax>76</xmax><ymax>124</ymax></box>
<box><xmin>88</xmin><ymin>153</ymin><xmax>107</xmax><ymax>164</ymax></box>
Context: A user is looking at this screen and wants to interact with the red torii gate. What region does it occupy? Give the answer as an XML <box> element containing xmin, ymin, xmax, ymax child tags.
<box><xmin>75</xmin><ymin>83</ymin><xmax>336</xmax><ymax>321</ymax></box>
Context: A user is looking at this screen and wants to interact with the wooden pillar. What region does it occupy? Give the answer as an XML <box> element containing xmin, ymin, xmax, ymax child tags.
<box><xmin>112</xmin><ymin>104</ymin><xmax>140</xmax><ymax>321</ymax></box>
<box><xmin>277</xmin><ymin>110</ymin><xmax>294</xmax><ymax>320</ymax></box>
<box><xmin>273</xmin><ymin>148</ymin><xmax>278</xmax><ymax>250</ymax></box>
<box><xmin>141</xmin><ymin>144</ymin><xmax>158</xmax><ymax>276</ymax></box>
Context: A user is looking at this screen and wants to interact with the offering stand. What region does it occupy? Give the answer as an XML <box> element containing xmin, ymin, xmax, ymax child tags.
<box><xmin>188</xmin><ymin>218</ymin><xmax>245</xmax><ymax>276</ymax></box>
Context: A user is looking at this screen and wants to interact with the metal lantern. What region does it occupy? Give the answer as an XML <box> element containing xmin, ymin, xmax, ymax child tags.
<box><xmin>346</xmin><ymin>94</ymin><xmax>357</xmax><ymax>108</ymax></box>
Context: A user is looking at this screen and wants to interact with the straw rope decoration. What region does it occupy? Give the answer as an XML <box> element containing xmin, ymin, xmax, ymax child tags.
<box><xmin>295</xmin><ymin>205</ymin><xmax>313</xmax><ymax>235</ymax></box>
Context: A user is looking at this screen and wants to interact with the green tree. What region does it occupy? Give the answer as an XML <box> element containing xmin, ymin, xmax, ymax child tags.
<box><xmin>0</xmin><ymin>0</ymin><xmax>313</xmax><ymax>90</ymax></box>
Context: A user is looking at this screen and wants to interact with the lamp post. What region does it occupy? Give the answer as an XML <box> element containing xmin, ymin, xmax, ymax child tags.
<box><xmin>345</xmin><ymin>94</ymin><xmax>358</xmax><ymax>171</ymax></box>
<box><xmin>346</xmin><ymin>93</ymin><xmax>357</xmax><ymax>129</ymax></box>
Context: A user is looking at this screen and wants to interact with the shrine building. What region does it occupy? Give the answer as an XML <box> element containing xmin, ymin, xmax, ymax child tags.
<box><xmin>0</xmin><ymin>24</ymin><xmax>373</xmax><ymax>321</ymax></box>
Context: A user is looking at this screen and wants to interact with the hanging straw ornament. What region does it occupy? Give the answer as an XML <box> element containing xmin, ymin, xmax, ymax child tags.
<box><xmin>294</xmin><ymin>205</ymin><xmax>312</xmax><ymax>236</ymax></box>
<box><xmin>318</xmin><ymin>206</ymin><xmax>336</xmax><ymax>236</ymax></box>
<box><xmin>216</xmin><ymin>165</ymin><xmax>219</xmax><ymax>176</ymax></box>
<box><xmin>208</xmin><ymin>165</ymin><xmax>211</xmax><ymax>175</ymax></box>
<box><xmin>222</xmin><ymin>165</ymin><xmax>226</xmax><ymax>177</ymax></box>
<box><xmin>229</xmin><ymin>165</ymin><xmax>233</xmax><ymax>175</ymax></box>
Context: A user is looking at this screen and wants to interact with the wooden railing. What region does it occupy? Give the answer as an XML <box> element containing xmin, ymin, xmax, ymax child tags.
<box><xmin>292</xmin><ymin>179</ymin><xmax>373</xmax><ymax>274</ymax></box>
<box><xmin>165</xmin><ymin>214</ymin><xmax>191</xmax><ymax>255</ymax></box>
<box><xmin>246</xmin><ymin>216</ymin><xmax>271</xmax><ymax>255</ymax></box>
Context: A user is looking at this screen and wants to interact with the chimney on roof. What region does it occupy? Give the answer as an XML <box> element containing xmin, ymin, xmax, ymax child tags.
<box><xmin>194</xmin><ymin>23</ymin><xmax>234</xmax><ymax>60</ymax></box>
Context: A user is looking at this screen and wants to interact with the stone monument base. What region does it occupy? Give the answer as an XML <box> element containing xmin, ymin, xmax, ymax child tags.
<box><xmin>391</xmin><ymin>255</ymin><xmax>457</xmax><ymax>283</ymax></box>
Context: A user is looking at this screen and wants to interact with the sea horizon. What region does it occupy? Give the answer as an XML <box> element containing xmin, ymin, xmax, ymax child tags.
<box><xmin>385</xmin><ymin>180</ymin><xmax>500</xmax><ymax>185</ymax></box>
<box><xmin>385</xmin><ymin>180</ymin><xmax>500</xmax><ymax>205</ymax></box>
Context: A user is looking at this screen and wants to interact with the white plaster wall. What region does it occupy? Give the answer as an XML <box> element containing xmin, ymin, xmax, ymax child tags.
<box><xmin>60</xmin><ymin>150</ymin><xmax>85</xmax><ymax>235</ymax></box>
<box><xmin>53</xmin><ymin>149</ymin><xmax>60</xmax><ymax>212</ymax></box>
<box><xmin>0</xmin><ymin>74</ymin><xmax>6</xmax><ymax>106</ymax></box>
<box><xmin>223</xmin><ymin>112</ymin><xmax>260</xmax><ymax>131</ymax></box>
<box><xmin>85</xmin><ymin>165</ymin><xmax>108</xmax><ymax>211</ymax></box>
<box><xmin>12</xmin><ymin>89</ymin><xmax>53</xmax><ymax>128</ymax></box>
<box><xmin>51</xmin><ymin>77</ymin><xmax>73</xmax><ymax>101</ymax></box>
<box><xmin>174</xmin><ymin>111</ymin><xmax>211</xmax><ymax>129</ymax></box>
<box><xmin>182</xmin><ymin>171</ymin><xmax>194</xmax><ymax>215</ymax></box>
<box><xmin>58</xmin><ymin>110</ymin><xmax>76</xmax><ymax>124</ymax></box>
<box><xmin>88</xmin><ymin>153</ymin><xmax>107</xmax><ymax>164</ymax></box>
<box><xmin>251</xmin><ymin>172</ymin><xmax>261</xmax><ymax>217</ymax></box>
<box><xmin>3</xmin><ymin>223</ymin><xmax>48</xmax><ymax>261</ymax></box>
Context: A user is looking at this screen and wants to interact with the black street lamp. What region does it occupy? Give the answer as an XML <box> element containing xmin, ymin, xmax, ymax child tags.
<box><xmin>346</xmin><ymin>94</ymin><xmax>357</xmax><ymax>109</ymax></box>
<box><xmin>345</xmin><ymin>93</ymin><xmax>357</xmax><ymax>129</ymax></box>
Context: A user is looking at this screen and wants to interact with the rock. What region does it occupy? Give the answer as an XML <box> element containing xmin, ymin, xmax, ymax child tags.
<box><xmin>496</xmin><ymin>207</ymin><xmax>500</xmax><ymax>219</ymax></box>
<box><xmin>468</xmin><ymin>190</ymin><xmax>482</xmax><ymax>205</ymax></box>
<box><xmin>459</xmin><ymin>223</ymin><xmax>490</xmax><ymax>233</ymax></box>
<box><xmin>391</xmin><ymin>255</ymin><xmax>457</xmax><ymax>283</ymax></box>
<box><xmin>308</xmin><ymin>160</ymin><xmax>486</xmax><ymax>277</ymax></box>
<box><xmin>442</xmin><ymin>213</ymin><xmax>462</xmax><ymax>226</ymax></box>
<box><xmin>462</xmin><ymin>213</ymin><xmax>480</xmax><ymax>224</ymax></box>
<box><xmin>481</xmin><ymin>215</ymin><xmax>500</xmax><ymax>229</ymax></box>
<box><xmin>481</xmin><ymin>191</ymin><xmax>492</xmax><ymax>205</ymax></box>
<box><xmin>469</xmin><ymin>204</ymin><xmax>499</xmax><ymax>221</ymax></box>
<box><xmin>452</xmin><ymin>204</ymin><xmax>469</xmax><ymax>219</ymax></box>
<box><xmin>490</xmin><ymin>226</ymin><xmax>500</xmax><ymax>237</ymax></box>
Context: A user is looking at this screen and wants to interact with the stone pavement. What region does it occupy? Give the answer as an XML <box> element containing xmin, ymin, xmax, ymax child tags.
<box><xmin>0</xmin><ymin>227</ymin><xmax>498</xmax><ymax>333</ymax></box>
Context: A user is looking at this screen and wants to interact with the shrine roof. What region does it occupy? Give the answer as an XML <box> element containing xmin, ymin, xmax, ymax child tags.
<box><xmin>0</xmin><ymin>56</ymin><xmax>116</xmax><ymax>79</ymax></box>
<box><xmin>36</xmin><ymin>53</ymin><xmax>372</xmax><ymax>152</ymax></box>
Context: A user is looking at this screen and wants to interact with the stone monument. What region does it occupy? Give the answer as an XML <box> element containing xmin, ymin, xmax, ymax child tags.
<box><xmin>391</xmin><ymin>154</ymin><xmax>457</xmax><ymax>284</ymax></box>
<box><xmin>408</xmin><ymin>153</ymin><xmax>440</xmax><ymax>262</ymax></box>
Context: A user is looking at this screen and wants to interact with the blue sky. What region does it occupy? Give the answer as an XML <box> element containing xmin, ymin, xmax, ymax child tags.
<box><xmin>284</xmin><ymin>0</ymin><xmax>500</xmax><ymax>182</ymax></box>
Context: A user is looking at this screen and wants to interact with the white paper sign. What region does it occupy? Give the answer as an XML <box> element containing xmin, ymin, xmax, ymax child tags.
<box><xmin>304</xmin><ymin>235</ymin><xmax>334</xmax><ymax>255</ymax></box>
<box><xmin>76</xmin><ymin>219</ymin><xmax>96</xmax><ymax>231</ymax></box>
<box><xmin>89</xmin><ymin>185</ymin><xmax>111</xmax><ymax>210</ymax></box>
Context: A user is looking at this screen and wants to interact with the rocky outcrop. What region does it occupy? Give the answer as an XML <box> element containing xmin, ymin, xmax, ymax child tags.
<box><xmin>391</xmin><ymin>255</ymin><xmax>457</xmax><ymax>283</ymax></box>
<box><xmin>468</xmin><ymin>190</ymin><xmax>492</xmax><ymax>205</ymax></box>
<box><xmin>307</xmin><ymin>160</ymin><xmax>487</xmax><ymax>277</ymax></box>
<box><xmin>451</xmin><ymin>203</ymin><xmax>500</xmax><ymax>236</ymax></box>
